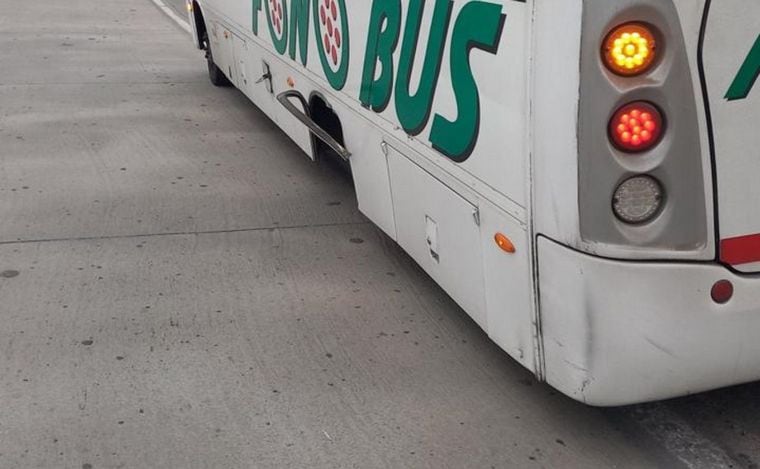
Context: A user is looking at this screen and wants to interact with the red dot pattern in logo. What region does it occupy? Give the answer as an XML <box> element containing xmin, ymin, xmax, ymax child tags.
<box><xmin>269</xmin><ymin>0</ymin><xmax>284</xmax><ymax>35</ymax></box>
<box><xmin>319</xmin><ymin>0</ymin><xmax>341</xmax><ymax>65</ymax></box>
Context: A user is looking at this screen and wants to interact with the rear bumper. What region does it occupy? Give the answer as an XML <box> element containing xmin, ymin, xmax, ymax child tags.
<box><xmin>538</xmin><ymin>236</ymin><xmax>760</xmax><ymax>406</ymax></box>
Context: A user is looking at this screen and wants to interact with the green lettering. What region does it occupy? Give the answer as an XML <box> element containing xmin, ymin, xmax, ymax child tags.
<box><xmin>429</xmin><ymin>1</ymin><xmax>504</xmax><ymax>161</ymax></box>
<box><xmin>289</xmin><ymin>0</ymin><xmax>310</xmax><ymax>65</ymax></box>
<box><xmin>312</xmin><ymin>0</ymin><xmax>350</xmax><ymax>90</ymax></box>
<box><xmin>252</xmin><ymin>0</ymin><xmax>262</xmax><ymax>35</ymax></box>
<box><xmin>394</xmin><ymin>0</ymin><xmax>453</xmax><ymax>135</ymax></box>
<box><xmin>265</xmin><ymin>0</ymin><xmax>288</xmax><ymax>55</ymax></box>
<box><xmin>726</xmin><ymin>35</ymin><xmax>760</xmax><ymax>101</ymax></box>
<box><xmin>359</xmin><ymin>0</ymin><xmax>401</xmax><ymax>111</ymax></box>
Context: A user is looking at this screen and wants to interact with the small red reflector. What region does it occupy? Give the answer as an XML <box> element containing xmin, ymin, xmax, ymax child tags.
<box><xmin>711</xmin><ymin>280</ymin><xmax>734</xmax><ymax>304</ymax></box>
<box><xmin>609</xmin><ymin>102</ymin><xmax>664</xmax><ymax>153</ymax></box>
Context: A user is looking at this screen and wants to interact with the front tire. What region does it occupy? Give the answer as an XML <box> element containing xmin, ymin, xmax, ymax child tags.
<box><xmin>202</xmin><ymin>32</ymin><xmax>230</xmax><ymax>87</ymax></box>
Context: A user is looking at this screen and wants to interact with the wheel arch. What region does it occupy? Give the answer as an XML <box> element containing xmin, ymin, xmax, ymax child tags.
<box><xmin>307</xmin><ymin>92</ymin><xmax>347</xmax><ymax>165</ymax></box>
<box><xmin>191</xmin><ymin>1</ymin><xmax>207</xmax><ymax>49</ymax></box>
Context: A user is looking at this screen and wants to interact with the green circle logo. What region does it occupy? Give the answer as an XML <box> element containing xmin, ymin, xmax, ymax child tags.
<box><xmin>313</xmin><ymin>0</ymin><xmax>349</xmax><ymax>90</ymax></box>
<box><xmin>265</xmin><ymin>0</ymin><xmax>288</xmax><ymax>55</ymax></box>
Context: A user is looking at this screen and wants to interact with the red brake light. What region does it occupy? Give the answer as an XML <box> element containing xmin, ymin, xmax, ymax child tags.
<box><xmin>609</xmin><ymin>102</ymin><xmax>664</xmax><ymax>152</ymax></box>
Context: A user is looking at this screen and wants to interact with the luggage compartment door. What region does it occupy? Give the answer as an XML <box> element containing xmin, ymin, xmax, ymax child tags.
<box><xmin>388</xmin><ymin>147</ymin><xmax>487</xmax><ymax>328</ymax></box>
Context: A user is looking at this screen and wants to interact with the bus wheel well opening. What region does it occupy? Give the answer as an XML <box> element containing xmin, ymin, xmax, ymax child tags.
<box><xmin>192</xmin><ymin>2</ymin><xmax>207</xmax><ymax>50</ymax></box>
<box><xmin>308</xmin><ymin>94</ymin><xmax>349</xmax><ymax>173</ymax></box>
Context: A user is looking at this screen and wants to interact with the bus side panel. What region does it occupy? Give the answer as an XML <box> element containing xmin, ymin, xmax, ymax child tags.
<box><xmin>337</xmin><ymin>116</ymin><xmax>397</xmax><ymax>239</ymax></box>
<box><xmin>198</xmin><ymin>0</ymin><xmax>537</xmax><ymax>371</ymax></box>
<box><xmin>338</xmin><ymin>1</ymin><xmax>532</xmax><ymax>209</ymax></box>
<box><xmin>387</xmin><ymin>146</ymin><xmax>536</xmax><ymax>371</ymax></box>
<box><xmin>234</xmin><ymin>35</ymin><xmax>313</xmax><ymax>156</ymax></box>
<box><xmin>436</xmin><ymin>1</ymin><xmax>531</xmax><ymax>208</ymax></box>
<box><xmin>480</xmin><ymin>200</ymin><xmax>534</xmax><ymax>371</ymax></box>
<box><xmin>241</xmin><ymin>36</ymin><xmax>398</xmax><ymax>236</ymax></box>
<box><xmin>388</xmin><ymin>147</ymin><xmax>488</xmax><ymax>328</ymax></box>
<box><xmin>702</xmin><ymin>0</ymin><xmax>760</xmax><ymax>272</ymax></box>
<box><xmin>237</xmin><ymin>0</ymin><xmax>532</xmax><ymax>212</ymax></box>
<box><xmin>531</xmin><ymin>0</ymin><xmax>583</xmax><ymax>246</ymax></box>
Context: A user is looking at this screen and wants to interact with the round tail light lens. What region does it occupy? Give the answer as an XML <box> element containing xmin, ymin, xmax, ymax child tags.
<box><xmin>609</xmin><ymin>102</ymin><xmax>664</xmax><ymax>152</ymax></box>
<box><xmin>613</xmin><ymin>175</ymin><xmax>664</xmax><ymax>224</ymax></box>
<box><xmin>603</xmin><ymin>23</ymin><xmax>658</xmax><ymax>76</ymax></box>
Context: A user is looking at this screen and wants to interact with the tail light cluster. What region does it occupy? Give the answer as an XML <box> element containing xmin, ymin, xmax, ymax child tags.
<box><xmin>577</xmin><ymin>1</ymin><xmax>709</xmax><ymax>257</ymax></box>
<box><xmin>602</xmin><ymin>23</ymin><xmax>665</xmax><ymax>225</ymax></box>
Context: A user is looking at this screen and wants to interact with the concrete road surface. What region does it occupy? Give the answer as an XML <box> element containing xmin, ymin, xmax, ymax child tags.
<box><xmin>0</xmin><ymin>0</ymin><xmax>759</xmax><ymax>468</ymax></box>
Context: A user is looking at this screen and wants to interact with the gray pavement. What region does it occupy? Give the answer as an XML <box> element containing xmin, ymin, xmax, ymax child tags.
<box><xmin>1</xmin><ymin>0</ymin><xmax>759</xmax><ymax>468</ymax></box>
<box><xmin>165</xmin><ymin>0</ymin><xmax>189</xmax><ymax>20</ymax></box>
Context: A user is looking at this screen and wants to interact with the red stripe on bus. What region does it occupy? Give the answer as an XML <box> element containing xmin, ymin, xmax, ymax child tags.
<box><xmin>721</xmin><ymin>234</ymin><xmax>760</xmax><ymax>266</ymax></box>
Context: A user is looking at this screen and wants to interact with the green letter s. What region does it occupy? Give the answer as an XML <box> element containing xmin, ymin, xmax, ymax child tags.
<box><xmin>429</xmin><ymin>1</ymin><xmax>505</xmax><ymax>161</ymax></box>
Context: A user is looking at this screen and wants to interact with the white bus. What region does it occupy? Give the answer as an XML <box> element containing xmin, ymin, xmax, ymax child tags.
<box><xmin>185</xmin><ymin>0</ymin><xmax>760</xmax><ymax>405</ymax></box>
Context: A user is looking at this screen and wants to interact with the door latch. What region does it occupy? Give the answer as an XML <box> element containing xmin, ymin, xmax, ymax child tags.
<box><xmin>256</xmin><ymin>61</ymin><xmax>273</xmax><ymax>94</ymax></box>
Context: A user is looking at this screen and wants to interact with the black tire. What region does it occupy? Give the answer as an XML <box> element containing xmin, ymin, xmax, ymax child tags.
<box><xmin>202</xmin><ymin>32</ymin><xmax>231</xmax><ymax>87</ymax></box>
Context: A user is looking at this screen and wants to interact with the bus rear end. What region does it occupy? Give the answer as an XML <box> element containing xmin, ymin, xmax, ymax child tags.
<box><xmin>533</xmin><ymin>0</ymin><xmax>760</xmax><ymax>405</ymax></box>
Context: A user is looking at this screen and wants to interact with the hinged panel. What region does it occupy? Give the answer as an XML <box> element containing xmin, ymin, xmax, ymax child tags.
<box><xmin>387</xmin><ymin>146</ymin><xmax>487</xmax><ymax>328</ymax></box>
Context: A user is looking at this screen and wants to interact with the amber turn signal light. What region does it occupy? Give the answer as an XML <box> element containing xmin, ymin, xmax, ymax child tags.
<box><xmin>603</xmin><ymin>23</ymin><xmax>657</xmax><ymax>76</ymax></box>
<box><xmin>494</xmin><ymin>233</ymin><xmax>516</xmax><ymax>254</ymax></box>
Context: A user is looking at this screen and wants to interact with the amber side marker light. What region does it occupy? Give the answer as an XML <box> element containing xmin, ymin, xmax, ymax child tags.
<box><xmin>603</xmin><ymin>23</ymin><xmax>657</xmax><ymax>76</ymax></box>
<box><xmin>494</xmin><ymin>233</ymin><xmax>516</xmax><ymax>254</ymax></box>
<box><xmin>609</xmin><ymin>101</ymin><xmax>664</xmax><ymax>152</ymax></box>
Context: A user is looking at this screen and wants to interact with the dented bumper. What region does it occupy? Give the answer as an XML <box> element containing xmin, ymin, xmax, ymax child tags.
<box><xmin>538</xmin><ymin>236</ymin><xmax>760</xmax><ymax>406</ymax></box>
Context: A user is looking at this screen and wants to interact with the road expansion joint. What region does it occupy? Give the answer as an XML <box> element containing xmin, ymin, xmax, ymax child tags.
<box><xmin>0</xmin><ymin>221</ymin><xmax>371</xmax><ymax>247</ymax></box>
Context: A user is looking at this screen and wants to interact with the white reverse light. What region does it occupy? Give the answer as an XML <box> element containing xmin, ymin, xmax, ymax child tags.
<box><xmin>612</xmin><ymin>175</ymin><xmax>664</xmax><ymax>224</ymax></box>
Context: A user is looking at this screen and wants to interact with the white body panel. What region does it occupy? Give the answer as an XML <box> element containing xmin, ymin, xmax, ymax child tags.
<box><xmin>702</xmin><ymin>0</ymin><xmax>760</xmax><ymax>272</ymax></box>
<box><xmin>531</xmin><ymin>0</ymin><xmax>583</xmax><ymax>247</ymax></box>
<box><xmin>388</xmin><ymin>147</ymin><xmax>488</xmax><ymax>327</ymax></box>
